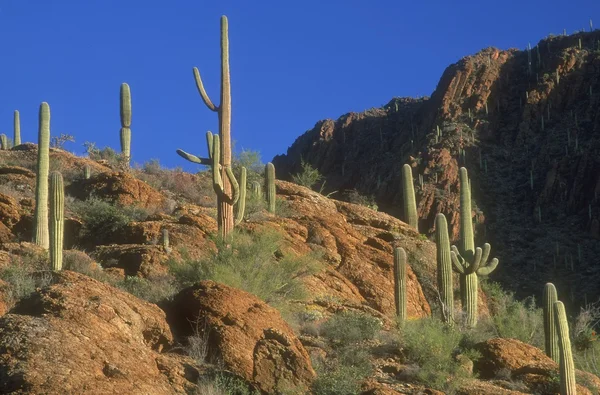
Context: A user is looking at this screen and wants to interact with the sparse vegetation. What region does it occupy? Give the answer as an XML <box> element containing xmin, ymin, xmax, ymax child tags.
<box><xmin>291</xmin><ymin>158</ymin><xmax>324</xmax><ymax>190</ymax></box>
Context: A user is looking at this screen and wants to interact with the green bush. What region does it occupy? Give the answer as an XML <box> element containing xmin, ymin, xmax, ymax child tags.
<box><xmin>114</xmin><ymin>275</ymin><xmax>177</xmax><ymax>304</ymax></box>
<box><xmin>320</xmin><ymin>311</ymin><xmax>382</xmax><ymax>347</ymax></box>
<box><xmin>291</xmin><ymin>158</ymin><xmax>323</xmax><ymax>190</ymax></box>
<box><xmin>71</xmin><ymin>197</ymin><xmax>149</xmax><ymax>246</ymax></box>
<box><xmin>311</xmin><ymin>362</ymin><xmax>369</xmax><ymax>395</ymax></box>
<box><xmin>169</xmin><ymin>230</ymin><xmax>321</xmax><ymax>306</ymax></box>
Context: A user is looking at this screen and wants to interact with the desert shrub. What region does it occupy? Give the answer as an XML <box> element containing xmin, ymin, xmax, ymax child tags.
<box><xmin>83</xmin><ymin>142</ymin><xmax>128</xmax><ymax>168</ymax></box>
<box><xmin>320</xmin><ymin>311</ymin><xmax>382</xmax><ymax>347</ymax></box>
<box><xmin>341</xmin><ymin>189</ymin><xmax>378</xmax><ymax>211</ymax></box>
<box><xmin>232</xmin><ymin>149</ymin><xmax>264</xmax><ymax>186</ymax></box>
<box><xmin>113</xmin><ymin>275</ymin><xmax>177</xmax><ymax>304</ymax></box>
<box><xmin>482</xmin><ymin>280</ymin><xmax>544</xmax><ymax>348</ymax></box>
<box><xmin>291</xmin><ymin>158</ymin><xmax>323</xmax><ymax>190</ymax></box>
<box><xmin>0</xmin><ymin>253</ymin><xmax>52</xmax><ymax>306</ymax></box>
<box><xmin>50</xmin><ymin>133</ymin><xmax>75</xmax><ymax>149</ymax></box>
<box><xmin>311</xmin><ymin>362</ymin><xmax>370</xmax><ymax>395</ymax></box>
<box><xmin>62</xmin><ymin>249</ymin><xmax>109</xmax><ymax>281</ymax></box>
<box><xmin>71</xmin><ymin>197</ymin><xmax>149</xmax><ymax>246</ymax></box>
<box><xmin>169</xmin><ymin>230</ymin><xmax>321</xmax><ymax>306</ymax></box>
<box><xmin>573</xmin><ymin>302</ymin><xmax>600</xmax><ymax>377</ymax></box>
<box><xmin>400</xmin><ymin>317</ymin><xmax>469</xmax><ymax>392</ymax></box>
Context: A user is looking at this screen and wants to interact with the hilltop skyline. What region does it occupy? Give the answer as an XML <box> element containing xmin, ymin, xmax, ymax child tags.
<box><xmin>0</xmin><ymin>0</ymin><xmax>599</xmax><ymax>172</ymax></box>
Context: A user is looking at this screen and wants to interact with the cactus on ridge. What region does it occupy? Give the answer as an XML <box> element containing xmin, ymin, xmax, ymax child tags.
<box><xmin>0</xmin><ymin>134</ymin><xmax>7</xmax><ymax>150</ymax></box>
<box><xmin>435</xmin><ymin>213</ymin><xmax>454</xmax><ymax>324</ymax></box>
<box><xmin>120</xmin><ymin>83</ymin><xmax>132</xmax><ymax>165</ymax></box>
<box><xmin>162</xmin><ymin>228</ymin><xmax>172</xmax><ymax>254</ymax></box>
<box><xmin>83</xmin><ymin>164</ymin><xmax>91</xmax><ymax>180</ymax></box>
<box><xmin>401</xmin><ymin>164</ymin><xmax>418</xmax><ymax>231</ymax></box>
<box><xmin>450</xmin><ymin>167</ymin><xmax>498</xmax><ymax>327</ymax></box>
<box><xmin>543</xmin><ymin>283</ymin><xmax>559</xmax><ymax>362</ymax></box>
<box><xmin>49</xmin><ymin>171</ymin><xmax>64</xmax><ymax>271</ymax></box>
<box><xmin>176</xmin><ymin>16</ymin><xmax>238</xmax><ymax>238</ymax></box>
<box><xmin>33</xmin><ymin>102</ymin><xmax>51</xmax><ymax>249</ymax></box>
<box><xmin>14</xmin><ymin>110</ymin><xmax>21</xmax><ymax>146</ymax></box>
<box><xmin>266</xmin><ymin>162</ymin><xmax>276</xmax><ymax>214</ymax></box>
<box><xmin>394</xmin><ymin>247</ymin><xmax>407</xmax><ymax>326</ymax></box>
<box><xmin>554</xmin><ymin>301</ymin><xmax>576</xmax><ymax>394</ymax></box>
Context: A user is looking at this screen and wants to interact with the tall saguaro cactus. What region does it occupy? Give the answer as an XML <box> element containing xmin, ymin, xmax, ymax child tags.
<box><xmin>450</xmin><ymin>167</ymin><xmax>498</xmax><ymax>327</ymax></box>
<box><xmin>554</xmin><ymin>301</ymin><xmax>576</xmax><ymax>395</ymax></box>
<box><xmin>435</xmin><ymin>213</ymin><xmax>454</xmax><ymax>324</ymax></box>
<box><xmin>393</xmin><ymin>247</ymin><xmax>407</xmax><ymax>326</ymax></box>
<box><xmin>543</xmin><ymin>283</ymin><xmax>559</xmax><ymax>362</ymax></box>
<box><xmin>266</xmin><ymin>162</ymin><xmax>276</xmax><ymax>213</ymax></box>
<box><xmin>33</xmin><ymin>102</ymin><xmax>51</xmax><ymax>249</ymax></box>
<box><xmin>176</xmin><ymin>16</ymin><xmax>237</xmax><ymax>238</ymax></box>
<box><xmin>14</xmin><ymin>110</ymin><xmax>21</xmax><ymax>146</ymax></box>
<box><xmin>49</xmin><ymin>171</ymin><xmax>64</xmax><ymax>271</ymax></box>
<box><xmin>120</xmin><ymin>83</ymin><xmax>132</xmax><ymax>165</ymax></box>
<box><xmin>401</xmin><ymin>164</ymin><xmax>418</xmax><ymax>231</ymax></box>
<box><xmin>0</xmin><ymin>134</ymin><xmax>7</xmax><ymax>150</ymax></box>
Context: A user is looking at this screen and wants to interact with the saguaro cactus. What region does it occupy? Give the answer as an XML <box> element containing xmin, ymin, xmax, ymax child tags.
<box><xmin>162</xmin><ymin>228</ymin><xmax>172</xmax><ymax>254</ymax></box>
<box><xmin>235</xmin><ymin>167</ymin><xmax>247</xmax><ymax>225</ymax></box>
<box><xmin>14</xmin><ymin>110</ymin><xmax>21</xmax><ymax>146</ymax></box>
<box><xmin>251</xmin><ymin>181</ymin><xmax>262</xmax><ymax>198</ymax></box>
<box><xmin>451</xmin><ymin>167</ymin><xmax>498</xmax><ymax>327</ymax></box>
<box><xmin>33</xmin><ymin>102</ymin><xmax>51</xmax><ymax>249</ymax></box>
<box><xmin>394</xmin><ymin>247</ymin><xmax>407</xmax><ymax>326</ymax></box>
<box><xmin>83</xmin><ymin>164</ymin><xmax>91</xmax><ymax>180</ymax></box>
<box><xmin>176</xmin><ymin>16</ymin><xmax>237</xmax><ymax>238</ymax></box>
<box><xmin>120</xmin><ymin>83</ymin><xmax>132</xmax><ymax>165</ymax></box>
<box><xmin>435</xmin><ymin>213</ymin><xmax>454</xmax><ymax>324</ymax></box>
<box><xmin>554</xmin><ymin>301</ymin><xmax>576</xmax><ymax>394</ymax></box>
<box><xmin>401</xmin><ymin>164</ymin><xmax>418</xmax><ymax>231</ymax></box>
<box><xmin>49</xmin><ymin>171</ymin><xmax>64</xmax><ymax>271</ymax></box>
<box><xmin>543</xmin><ymin>283</ymin><xmax>559</xmax><ymax>362</ymax></box>
<box><xmin>266</xmin><ymin>162</ymin><xmax>276</xmax><ymax>213</ymax></box>
<box><xmin>0</xmin><ymin>134</ymin><xmax>7</xmax><ymax>150</ymax></box>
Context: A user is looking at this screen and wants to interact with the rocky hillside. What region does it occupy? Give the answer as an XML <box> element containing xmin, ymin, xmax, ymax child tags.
<box><xmin>1</xmin><ymin>145</ymin><xmax>599</xmax><ymax>393</ymax></box>
<box><xmin>273</xmin><ymin>30</ymin><xmax>600</xmax><ymax>306</ymax></box>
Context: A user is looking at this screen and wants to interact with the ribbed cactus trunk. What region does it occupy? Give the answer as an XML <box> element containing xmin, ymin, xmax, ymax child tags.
<box><xmin>33</xmin><ymin>102</ymin><xmax>50</xmax><ymax>249</ymax></box>
<box><xmin>49</xmin><ymin>171</ymin><xmax>64</xmax><ymax>271</ymax></box>
<box><xmin>554</xmin><ymin>301</ymin><xmax>576</xmax><ymax>395</ymax></box>
<box><xmin>435</xmin><ymin>213</ymin><xmax>454</xmax><ymax>324</ymax></box>
<box><xmin>543</xmin><ymin>283</ymin><xmax>559</xmax><ymax>362</ymax></box>
<box><xmin>83</xmin><ymin>165</ymin><xmax>91</xmax><ymax>180</ymax></box>
<box><xmin>266</xmin><ymin>162</ymin><xmax>276</xmax><ymax>213</ymax></box>
<box><xmin>120</xmin><ymin>83</ymin><xmax>132</xmax><ymax>166</ymax></box>
<box><xmin>14</xmin><ymin>110</ymin><xmax>21</xmax><ymax>146</ymax></box>
<box><xmin>460</xmin><ymin>167</ymin><xmax>478</xmax><ymax>327</ymax></box>
<box><xmin>401</xmin><ymin>164</ymin><xmax>418</xmax><ymax>231</ymax></box>
<box><xmin>235</xmin><ymin>167</ymin><xmax>247</xmax><ymax>225</ymax></box>
<box><xmin>0</xmin><ymin>134</ymin><xmax>7</xmax><ymax>150</ymax></box>
<box><xmin>394</xmin><ymin>247</ymin><xmax>407</xmax><ymax>326</ymax></box>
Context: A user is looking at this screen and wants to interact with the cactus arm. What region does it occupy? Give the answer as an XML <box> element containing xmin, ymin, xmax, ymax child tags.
<box><xmin>480</xmin><ymin>243</ymin><xmax>491</xmax><ymax>266</ymax></box>
<box><xmin>450</xmin><ymin>249</ymin><xmax>466</xmax><ymax>274</ymax></box>
<box><xmin>193</xmin><ymin>67</ymin><xmax>218</xmax><ymax>112</ymax></box>
<box><xmin>211</xmin><ymin>134</ymin><xmax>225</xmax><ymax>195</ymax></box>
<box><xmin>206</xmin><ymin>131</ymin><xmax>214</xmax><ymax>159</ymax></box>
<box><xmin>235</xmin><ymin>167</ymin><xmax>247</xmax><ymax>225</ymax></box>
<box><xmin>476</xmin><ymin>258</ymin><xmax>499</xmax><ymax>276</ymax></box>
<box><xmin>225</xmin><ymin>166</ymin><xmax>239</xmax><ymax>205</ymax></box>
<box><xmin>472</xmin><ymin>247</ymin><xmax>483</xmax><ymax>270</ymax></box>
<box><xmin>176</xmin><ymin>149</ymin><xmax>212</xmax><ymax>165</ymax></box>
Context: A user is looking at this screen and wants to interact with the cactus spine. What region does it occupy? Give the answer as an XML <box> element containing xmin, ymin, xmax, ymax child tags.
<box><xmin>120</xmin><ymin>83</ymin><xmax>132</xmax><ymax>165</ymax></box>
<box><xmin>401</xmin><ymin>164</ymin><xmax>418</xmax><ymax>231</ymax></box>
<box><xmin>435</xmin><ymin>213</ymin><xmax>454</xmax><ymax>324</ymax></box>
<box><xmin>543</xmin><ymin>283</ymin><xmax>559</xmax><ymax>362</ymax></box>
<box><xmin>235</xmin><ymin>167</ymin><xmax>247</xmax><ymax>225</ymax></box>
<box><xmin>554</xmin><ymin>301</ymin><xmax>576</xmax><ymax>394</ymax></box>
<box><xmin>176</xmin><ymin>16</ymin><xmax>237</xmax><ymax>238</ymax></box>
<box><xmin>450</xmin><ymin>167</ymin><xmax>498</xmax><ymax>327</ymax></box>
<box><xmin>251</xmin><ymin>181</ymin><xmax>262</xmax><ymax>198</ymax></box>
<box><xmin>394</xmin><ymin>247</ymin><xmax>407</xmax><ymax>326</ymax></box>
<box><xmin>33</xmin><ymin>102</ymin><xmax>51</xmax><ymax>249</ymax></box>
<box><xmin>49</xmin><ymin>171</ymin><xmax>64</xmax><ymax>271</ymax></box>
<box><xmin>14</xmin><ymin>110</ymin><xmax>21</xmax><ymax>146</ymax></box>
<box><xmin>0</xmin><ymin>134</ymin><xmax>7</xmax><ymax>150</ymax></box>
<box><xmin>266</xmin><ymin>162</ymin><xmax>276</xmax><ymax>213</ymax></box>
<box><xmin>83</xmin><ymin>164</ymin><xmax>91</xmax><ymax>179</ymax></box>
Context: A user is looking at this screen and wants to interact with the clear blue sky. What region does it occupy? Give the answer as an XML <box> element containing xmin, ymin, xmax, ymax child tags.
<box><xmin>1</xmin><ymin>0</ymin><xmax>599</xmax><ymax>172</ymax></box>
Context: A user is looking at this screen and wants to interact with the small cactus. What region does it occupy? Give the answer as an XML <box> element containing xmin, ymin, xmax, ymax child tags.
<box><xmin>120</xmin><ymin>83</ymin><xmax>132</xmax><ymax>165</ymax></box>
<box><xmin>14</xmin><ymin>110</ymin><xmax>21</xmax><ymax>146</ymax></box>
<box><xmin>543</xmin><ymin>283</ymin><xmax>559</xmax><ymax>362</ymax></box>
<box><xmin>0</xmin><ymin>134</ymin><xmax>7</xmax><ymax>150</ymax></box>
<box><xmin>162</xmin><ymin>228</ymin><xmax>172</xmax><ymax>254</ymax></box>
<box><xmin>251</xmin><ymin>181</ymin><xmax>262</xmax><ymax>198</ymax></box>
<box><xmin>435</xmin><ymin>213</ymin><xmax>454</xmax><ymax>324</ymax></box>
<box><xmin>33</xmin><ymin>102</ymin><xmax>51</xmax><ymax>249</ymax></box>
<box><xmin>235</xmin><ymin>167</ymin><xmax>247</xmax><ymax>225</ymax></box>
<box><xmin>394</xmin><ymin>247</ymin><xmax>407</xmax><ymax>326</ymax></box>
<box><xmin>554</xmin><ymin>301</ymin><xmax>576</xmax><ymax>394</ymax></box>
<box><xmin>83</xmin><ymin>164</ymin><xmax>91</xmax><ymax>180</ymax></box>
<box><xmin>49</xmin><ymin>171</ymin><xmax>64</xmax><ymax>271</ymax></box>
<box><xmin>401</xmin><ymin>164</ymin><xmax>418</xmax><ymax>231</ymax></box>
<box><xmin>266</xmin><ymin>162</ymin><xmax>276</xmax><ymax>214</ymax></box>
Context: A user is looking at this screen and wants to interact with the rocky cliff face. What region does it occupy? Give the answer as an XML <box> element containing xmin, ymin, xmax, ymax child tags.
<box><xmin>273</xmin><ymin>30</ymin><xmax>600</xmax><ymax>304</ymax></box>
